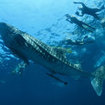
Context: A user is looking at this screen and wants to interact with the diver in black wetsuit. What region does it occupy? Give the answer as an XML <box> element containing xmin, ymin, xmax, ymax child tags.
<box><xmin>74</xmin><ymin>2</ymin><xmax>105</xmax><ymax>20</ymax></box>
<box><xmin>65</xmin><ymin>14</ymin><xmax>95</xmax><ymax>32</ymax></box>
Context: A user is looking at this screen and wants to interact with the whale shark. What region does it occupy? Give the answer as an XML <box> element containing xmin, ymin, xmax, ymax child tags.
<box><xmin>0</xmin><ymin>22</ymin><xmax>105</xmax><ymax>96</ymax></box>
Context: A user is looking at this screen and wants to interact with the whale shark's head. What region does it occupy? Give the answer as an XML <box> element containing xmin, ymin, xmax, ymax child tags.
<box><xmin>0</xmin><ymin>22</ymin><xmax>17</xmax><ymax>38</ymax></box>
<box><xmin>0</xmin><ymin>22</ymin><xmax>11</xmax><ymax>37</ymax></box>
<box><xmin>0</xmin><ymin>22</ymin><xmax>8</xmax><ymax>30</ymax></box>
<box><xmin>0</xmin><ymin>22</ymin><xmax>17</xmax><ymax>47</ymax></box>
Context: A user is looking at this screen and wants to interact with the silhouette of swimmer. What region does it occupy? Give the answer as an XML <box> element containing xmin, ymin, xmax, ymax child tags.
<box><xmin>74</xmin><ymin>1</ymin><xmax>105</xmax><ymax>20</ymax></box>
<box><xmin>65</xmin><ymin>14</ymin><xmax>95</xmax><ymax>32</ymax></box>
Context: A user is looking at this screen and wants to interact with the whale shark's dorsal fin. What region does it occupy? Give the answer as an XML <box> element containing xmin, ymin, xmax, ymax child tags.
<box><xmin>53</xmin><ymin>47</ymin><xmax>66</xmax><ymax>56</ymax></box>
<box><xmin>52</xmin><ymin>47</ymin><xmax>72</xmax><ymax>58</ymax></box>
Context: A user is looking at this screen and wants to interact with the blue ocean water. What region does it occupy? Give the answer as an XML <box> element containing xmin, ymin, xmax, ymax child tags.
<box><xmin>0</xmin><ymin>0</ymin><xmax>105</xmax><ymax>105</ymax></box>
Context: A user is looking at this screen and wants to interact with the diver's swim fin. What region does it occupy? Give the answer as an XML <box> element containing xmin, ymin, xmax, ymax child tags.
<box><xmin>46</xmin><ymin>73</ymin><xmax>68</xmax><ymax>85</ymax></box>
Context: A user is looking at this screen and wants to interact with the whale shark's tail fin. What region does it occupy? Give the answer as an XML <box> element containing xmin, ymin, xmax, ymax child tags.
<box><xmin>91</xmin><ymin>65</ymin><xmax>105</xmax><ymax>96</ymax></box>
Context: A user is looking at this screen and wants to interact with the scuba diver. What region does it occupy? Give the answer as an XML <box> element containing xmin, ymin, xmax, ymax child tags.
<box><xmin>73</xmin><ymin>1</ymin><xmax>105</xmax><ymax>20</ymax></box>
<box><xmin>65</xmin><ymin>14</ymin><xmax>95</xmax><ymax>32</ymax></box>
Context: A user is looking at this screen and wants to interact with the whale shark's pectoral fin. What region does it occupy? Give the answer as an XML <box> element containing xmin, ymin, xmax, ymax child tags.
<box><xmin>12</xmin><ymin>61</ymin><xmax>28</xmax><ymax>75</ymax></box>
<box><xmin>46</xmin><ymin>73</ymin><xmax>68</xmax><ymax>85</ymax></box>
<box><xmin>9</xmin><ymin>47</ymin><xmax>29</xmax><ymax>64</ymax></box>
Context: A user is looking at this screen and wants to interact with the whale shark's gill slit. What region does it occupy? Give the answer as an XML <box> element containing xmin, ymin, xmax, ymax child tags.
<box><xmin>14</xmin><ymin>34</ymin><xmax>26</xmax><ymax>47</ymax></box>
